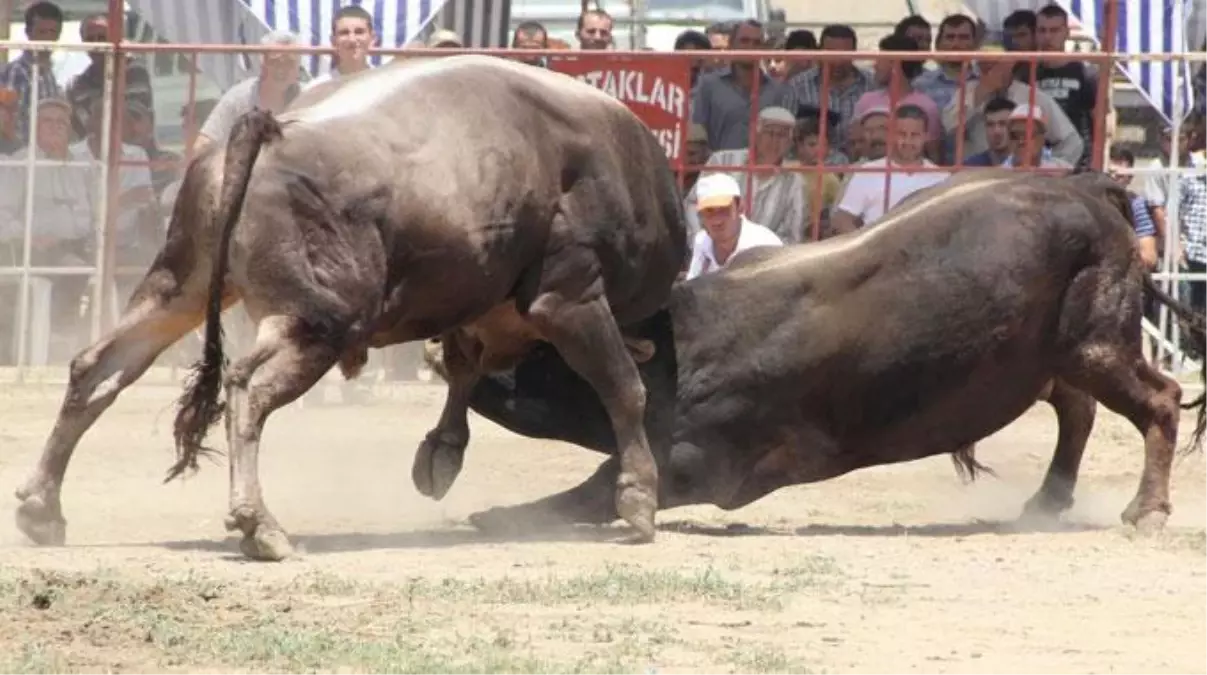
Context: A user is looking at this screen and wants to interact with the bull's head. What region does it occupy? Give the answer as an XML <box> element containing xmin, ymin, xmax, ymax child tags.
<box><xmin>422</xmin><ymin>310</ymin><xmax>679</xmax><ymax>458</ymax></box>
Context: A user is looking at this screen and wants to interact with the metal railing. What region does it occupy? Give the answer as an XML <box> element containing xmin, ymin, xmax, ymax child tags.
<box><xmin>0</xmin><ymin>36</ymin><xmax>1201</xmax><ymax>391</ymax></box>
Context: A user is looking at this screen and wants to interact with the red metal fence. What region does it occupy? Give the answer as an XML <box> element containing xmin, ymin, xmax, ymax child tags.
<box><xmin>0</xmin><ymin>19</ymin><xmax>1203</xmax><ymax>377</ymax></box>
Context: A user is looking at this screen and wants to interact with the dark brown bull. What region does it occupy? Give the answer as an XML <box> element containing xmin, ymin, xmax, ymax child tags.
<box><xmin>12</xmin><ymin>55</ymin><xmax>687</xmax><ymax>560</ymax></box>
<box><xmin>422</xmin><ymin>169</ymin><xmax>1206</xmax><ymax>534</ymax></box>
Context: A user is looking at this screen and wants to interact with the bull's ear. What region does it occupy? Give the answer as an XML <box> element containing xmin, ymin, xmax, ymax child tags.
<box><xmin>624</xmin><ymin>337</ymin><xmax>656</xmax><ymax>363</ymax></box>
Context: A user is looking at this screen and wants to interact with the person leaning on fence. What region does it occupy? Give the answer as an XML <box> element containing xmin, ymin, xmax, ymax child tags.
<box><xmin>193</xmin><ymin>29</ymin><xmax>303</xmax><ymax>154</ymax></box>
<box><xmin>685</xmin><ymin>173</ymin><xmax>783</xmax><ymax>281</ymax></box>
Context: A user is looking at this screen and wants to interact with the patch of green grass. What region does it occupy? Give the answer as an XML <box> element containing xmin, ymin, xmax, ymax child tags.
<box><xmin>6</xmin><ymin>564</ymin><xmax>835</xmax><ymax>672</ymax></box>
<box><xmin>725</xmin><ymin>643</ymin><xmax>813</xmax><ymax>674</ymax></box>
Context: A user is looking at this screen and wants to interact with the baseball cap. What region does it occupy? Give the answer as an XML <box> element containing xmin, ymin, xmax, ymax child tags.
<box><xmin>1008</xmin><ymin>102</ymin><xmax>1047</xmax><ymax>126</ymax></box>
<box><xmin>758</xmin><ymin>106</ymin><xmax>796</xmax><ymax>126</ymax></box>
<box><xmin>695</xmin><ymin>173</ymin><xmax>742</xmax><ymax>211</ymax></box>
<box><xmin>856</xmin><ymin>103</ymin><xmax>891</xmax><ymax>123</ymax></box>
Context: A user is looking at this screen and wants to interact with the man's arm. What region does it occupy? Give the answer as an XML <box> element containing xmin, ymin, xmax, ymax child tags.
<box><xmin>785</xmin><ymin>175</ymin><xmax>807</xmax><ymax>244</ymax></box>
<box><xmin>829</xmin><ymin>172</ymin><xmax>868</xmax><ymax>235</ymax></box>
<box><xmin>684</xmin><ymin>233</ymin><xmax>707</xmax><ymax>280</ymax></box>
<box><xmin>192</xmin><ymin>81</ymin><xmax>245</xmax><ymax>153</ymax></box>
<box><xmin>1036</xmin><ymin>90</ymin><xmax>1083</xmax><ymax>165</ymax></box>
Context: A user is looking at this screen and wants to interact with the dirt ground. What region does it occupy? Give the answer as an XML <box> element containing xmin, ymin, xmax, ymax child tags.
<box><xmin>0</xmin><ymin>370</ymin><xmax>1204</xmax><ymax>673</ymax></box>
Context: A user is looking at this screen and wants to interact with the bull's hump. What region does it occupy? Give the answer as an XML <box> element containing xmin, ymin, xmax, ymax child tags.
<box><xmin>286</xmin><ymin>55</ymin><xmax>627</xmax><ymax>126</ymax></box>
<box><xmin>724</xmin><ymin>172</ymin><xmax>1021</xmax><ymax>282</ymax></box>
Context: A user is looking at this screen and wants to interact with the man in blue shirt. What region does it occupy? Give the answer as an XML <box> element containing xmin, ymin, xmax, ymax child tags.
<box><xmin>1107</xmin><ymin>147</ymin><xmax>1159</xmax><ymax>270</ymax></box>
<box><xmin>961</xmin><ymin>97</ymin><xmax>1015</xmax><ymax>167</ymax></box>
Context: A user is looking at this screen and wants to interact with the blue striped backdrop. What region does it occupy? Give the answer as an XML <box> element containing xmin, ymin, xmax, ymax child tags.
<box><xmin>127</xmin><ymin>0</ymin><xmax>446</xmax><ymax>91</ymax></box>
<box><xmin>965</xmin><ymin>0</ymin><xmax>1199</xmax><ymax>123</ymax></box>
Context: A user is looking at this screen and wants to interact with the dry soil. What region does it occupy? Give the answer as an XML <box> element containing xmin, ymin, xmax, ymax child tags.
<box><xmin>0</xmin><ymin>372</ymin><xmax>1204</xmax><ymax>673</ymax></box>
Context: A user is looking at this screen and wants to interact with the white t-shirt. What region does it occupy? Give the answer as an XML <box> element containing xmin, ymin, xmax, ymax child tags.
<box><xmin>835</xmin><ymin>157</ymin><xmax>951</xmax><ymax>226</ymax></box>
<box><xmin>685</xmin><ymin>217</ymin><xmax>784</xmax><ymax>280</ymax></box>
<box><xmin>303</xmin><ymin>63</ymin><xmax>376</xmax><ymax>91</ymax></box>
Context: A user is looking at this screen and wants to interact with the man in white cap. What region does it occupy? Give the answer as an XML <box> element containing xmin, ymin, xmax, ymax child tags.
<box><xmin>685</xmin><ymin>173</ymin><xmax>784</xmax><ymax>280</ymax></box>
<box><xmin>1002</xmin><ymin>103</ymin><xmax>1072</xmax><ymax>170</ymax></box>
<box><xmin>693</xmin><ymin>105</ymin><xmax>806</xmax><ymax>243</ymax></box>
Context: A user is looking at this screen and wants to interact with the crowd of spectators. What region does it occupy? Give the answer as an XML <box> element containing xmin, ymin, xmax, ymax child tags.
<box><xmin>0</xmin><ymin>0</ymin><xmax>1203</xmax><ymax>367</ymax></box>
<box><xmin>657</xmin><ymin>6</ymin><xmax>1204</xmax><ymax>360</ymax></box>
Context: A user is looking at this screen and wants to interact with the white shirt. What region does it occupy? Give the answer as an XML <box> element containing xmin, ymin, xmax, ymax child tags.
<box><xmin>303</xmin><ymin>63</ymin><xmax>375</xmax><ymax>91</ymax></box>
<box><xmin>835</xmin><ymin>157</ymin><xmax>951</xmax><ymax>226</ymax></box>
<box><xmin>685</xmin><ymin>217</ymin><xmax>784</xmax><ymax>280</ymax></box>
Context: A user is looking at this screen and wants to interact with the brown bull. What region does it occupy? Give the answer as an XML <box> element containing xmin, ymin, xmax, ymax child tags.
<box><xmin>13</xmin><ymin>55</ymin><xmax>688</xmax><ymax>560</ymax></box>
<box><xmin>421</xmin><ymin>170</ymin><xmax>1206</xmax><ymax>534</ymax></box>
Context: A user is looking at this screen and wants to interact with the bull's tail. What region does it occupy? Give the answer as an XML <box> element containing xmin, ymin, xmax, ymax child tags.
<box><xmin>1142</xmin><ymin>275</ymin><xmax>1206</xmax><ymax>454</ymax></box>
<box><xmin>167</xmin><ymin>109</ymin><xmax>284</xmax><ymax>482</ymax></box>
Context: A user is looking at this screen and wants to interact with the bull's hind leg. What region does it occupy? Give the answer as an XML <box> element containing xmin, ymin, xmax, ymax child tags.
<box><xmin>469</xmin><ymin>457</ymin><xmax>621</xmax><ymax>534</ymax></box>
<box><xmin>1063</xmin><ymin>350</ymin><xmax>1183</xmax><ymax>533</ymax></box>
<box><xmin>411</xmin><ymin>331</ymin><xmax>479</xmax><ymax>500</ymax></box>
<box><xmin>222</xmin><ymin>316</ymin><xmax>340</xmax><ymax>561</ymax></box>
<box><xmin>1020</xmin><ymin>379</ymin><xmax>1097</xmax><ymax>522</ymax></box>
<box><xmin>15</xmin><ymin>286</ymin><xmax>206</xmax><ymax>546</ymax></box>
<box><xmin>528</xmin><ymin>291</ymin><xmax>659</xmax><ymax>542</ymax></box>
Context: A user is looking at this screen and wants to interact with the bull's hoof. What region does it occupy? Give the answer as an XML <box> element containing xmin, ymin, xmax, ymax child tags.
<box><xmin>14</xmin><ymin>495</ymin><xmax>67</xmax><ymax>547</ymax></box>
<box><xmin>238</xmin><ymin>528</ymin><xmax>295</xmax><ymax>562</ymax></box>
<box><xmin>225</xmin><ymin>507</ymin><xmax>294</xmax><ymax>562</ymax></box>
<box><xmin>1121</xmin><ymin>498</ymin><xmax>1171</xmax><ymax>536</ymax></box>
<box><xmin>412</xmin><ymin>432</ymin><xmax>466</xmax><ymax>501</ymax></box>
<box><xmin>615</xmin><ymin>479</ymin><xmax>657</xmax><ymax>544</ymax></box>
<box><xmin>1018</xmin><ymin>491</ymin><xmax>1073</xmax><ymax>526</ymax></box>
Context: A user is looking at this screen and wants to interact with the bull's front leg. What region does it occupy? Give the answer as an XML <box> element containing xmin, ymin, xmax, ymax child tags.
<box><xmin>412</xmin><ymin>332</ymin><xmax>480</xmax><ymax>500</ymax></box>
